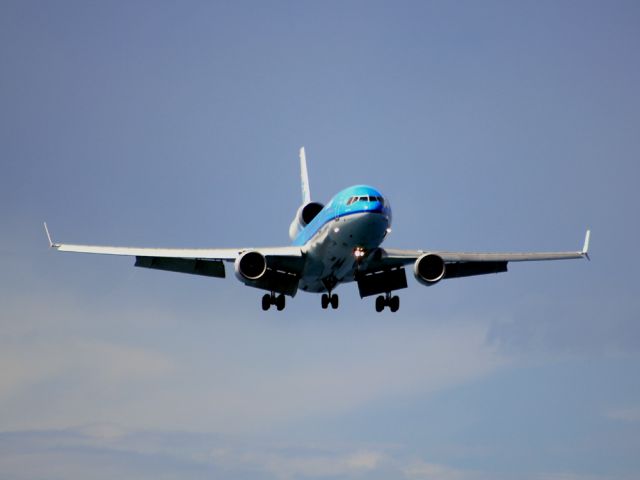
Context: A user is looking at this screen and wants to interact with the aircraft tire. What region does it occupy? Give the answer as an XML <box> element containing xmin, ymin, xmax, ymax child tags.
<box><xmin>330</xmin><ymin>294</ymin><xmax>339</xmax><ymax>309</ymax></box>
<box><xmin>276</xmin><ymin>294</ymin><xmax>285</xmax><ymax>311</ymax></box>
<box><xmin>375</xmin><ymin>295</ymin><xmax>385</xmax><ymax>312</ymax></box>
<box><xmin>389</xmin><ymin>296</ymin><xmax>400</xmax><ymax>312</ymax></box>
<box><xmin>321</xmin><ymin>293</ymin><xmax>329</xmax><ymax>309</ymax></box>
<box><xmin>262</xmin><ymin>294</ymin><xmax>271</xmax><ymax>311</ymax></box>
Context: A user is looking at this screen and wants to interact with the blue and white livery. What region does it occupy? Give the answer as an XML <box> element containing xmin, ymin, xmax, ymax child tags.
<box><xmin>45</xmin><ymin>147</ymin><xmax>590</xmax><ymax>312</ymax></box>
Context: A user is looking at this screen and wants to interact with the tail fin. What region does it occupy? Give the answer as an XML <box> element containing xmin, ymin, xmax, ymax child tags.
<box><xmin>299</xmin><ymin>147</ymin><xmax>311</xmax><ymax>204</ymax></box>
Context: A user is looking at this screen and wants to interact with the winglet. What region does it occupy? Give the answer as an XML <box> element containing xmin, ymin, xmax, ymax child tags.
<box><xmin>43</xmin><ymin>222</ymin><xmax>57</xmax><ymax>249</ymax></box>
<box><xmin>582</xmin><ymin>229</ymin><xmax>591</xmax><ymax>261</ymax></box>
<box><xmin>299</xmin><ymin>146</ymin><xmax>311</xmax><ymax>204</ymax></box>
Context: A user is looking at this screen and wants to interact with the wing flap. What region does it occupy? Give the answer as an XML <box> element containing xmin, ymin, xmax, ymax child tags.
<box><xmin>135</xmin><ymin>257</ymin><xmax>226</xmax><ymax>278</ymax></box>
<box><xmin>444</xmin><ymin>261</ymin><xmax>508</xmax><ymax>279</ymax></box>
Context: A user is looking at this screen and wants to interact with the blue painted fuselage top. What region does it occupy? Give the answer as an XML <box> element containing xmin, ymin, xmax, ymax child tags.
<box><xmin>292</xmin><ymin>185</ymin><xmax>392</xmax><ymax>247</ymax></box>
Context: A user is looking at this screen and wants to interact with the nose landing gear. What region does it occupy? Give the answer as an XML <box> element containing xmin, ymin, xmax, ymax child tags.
<box><xmin>375</xmin><ymin>292</ymin><xmax>399</xmax><ymax>313</ymax></box>
<box><xmin>262</xmin><ymin>292</ymin><xmax>286</xmax><ymax>311</ymax></box>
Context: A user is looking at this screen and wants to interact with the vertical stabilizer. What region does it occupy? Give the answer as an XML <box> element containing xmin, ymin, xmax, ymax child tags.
<box><xmin>300</xmin><ymin>147</ymin><xmax>311</xmax><ymax>204</ymax></box>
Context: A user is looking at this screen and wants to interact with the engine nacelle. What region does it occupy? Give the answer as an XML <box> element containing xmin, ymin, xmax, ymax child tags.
<box><xmin>234</xmin><ymin>250</ymin><xmax>267</xmax><ymax>283</ymax></box>
<box><xmin>288</xmin><ymin>202</ymin><xmax>324</xmax><ymax>240</ymax></box>
<box><xmin>413</xmin><ymin>253</ymin><xmax>446</xmax><ymax>286</ymax></box>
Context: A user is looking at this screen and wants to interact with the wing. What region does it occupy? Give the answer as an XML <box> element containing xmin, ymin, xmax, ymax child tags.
<box><xmin>362</xmin><ymin>230</ymin><xmax>590</xmax><ymax>280</ymax></box>
<box><xmin>44</xmin><ymin>223</ymin><xmax>304</xmax><ymax>280</ymax></box>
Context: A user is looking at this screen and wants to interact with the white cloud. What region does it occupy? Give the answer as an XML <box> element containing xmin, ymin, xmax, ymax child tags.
<box><xmin>532</xmin><ymin>473</ymin><xmax>614</xmax><ymax>480</ymax></box>
<box><xmin>72</xmin><ymin>422</ymin><xmax>130</xmax><ymax>441</ymax></box>
<box><xmin>0</xmin><ymin>427</ymin><xmax>390</xmax><ymax>480</ymax></box>
<box><xmin>605</xmin><ymin>406</ymin><xmax>640</xmax><ymax>422</ymax></box>
<box><xmin>0</xmin><ymin>290</ymin><xmax>507</xmax><ymax>434</ymax></box>
<box><xmin>215</xmin><ymin>448</ymin><xmax>386</xmax><ymax>479</ymax></box>
<box><xmin>403</xmin><ymin>460</ymin><xmax>466</xmax><ymax>480</ymax></box>
<box><xmin>0</xmin><ymin>339</ymin><xmax>174</xmax><ymax>403</ymax></box>
<box><xmin>345</xmin><ymin>450</ymin><xmax>383</xmax><ymax>470</ymax></box>
<box><xmin>0</xmin><ymin>426</ymin><xmax>634</xmax><ymax>480</ymax></box>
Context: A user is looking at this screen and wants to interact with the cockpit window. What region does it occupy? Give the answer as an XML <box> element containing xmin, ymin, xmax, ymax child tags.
<box><xmin>346</xmin><ymin>195</ymin><xmax>384</xmax><ymax>205</ymax></box>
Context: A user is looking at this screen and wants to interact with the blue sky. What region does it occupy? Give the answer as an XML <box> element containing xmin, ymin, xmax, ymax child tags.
<box><xmin>1</xmin><ymin>1</ymin><xmax>639</xmax><ymax>478</ymax></box>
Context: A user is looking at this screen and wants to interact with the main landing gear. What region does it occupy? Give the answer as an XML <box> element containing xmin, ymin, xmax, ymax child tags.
<box><xmin>262</xmin><ymin>292</ymin><xmax>286</xmax><ymax>311</ymax></box>
<box><xmin>375</xmin><ymin>292</ymin><xmax>400</xmax><ymax>313</ymax></box>
<box><xmin>321</xmin><ymin>292</ymin><xmax>339</xmax><ymax>309</ymax></box>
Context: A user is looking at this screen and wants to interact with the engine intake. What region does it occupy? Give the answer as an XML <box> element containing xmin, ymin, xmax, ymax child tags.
<box><xmin>289</xmin><ymin>202</ymin><xmax>324</xmax><ymax>240</ymax></box>
<box><xmin>235</xmin><ymin>250</ymin><xmax>267</xmax><ymax>281</ymax></box>
<box><xmin>414</xmin><ymin>253</ymin><xmax>446</xmax><ymax>286</ymax></box>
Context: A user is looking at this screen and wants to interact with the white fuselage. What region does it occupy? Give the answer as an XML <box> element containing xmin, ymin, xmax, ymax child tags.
<box><xmin>298</xmin><ymin>212</ymin><xmax>390</xmax><ymax>293</ymax></box>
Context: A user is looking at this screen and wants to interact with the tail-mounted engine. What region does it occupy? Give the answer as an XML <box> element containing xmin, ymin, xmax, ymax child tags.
<box><xmin>288</xmin><ymin>202</ymin><xmax>324</xmax><ymax>240</ymax></box>
<box><xmin>413</xmin><ymin>253</ymin><xmax>446</xmax><ymax>286</ymax></box>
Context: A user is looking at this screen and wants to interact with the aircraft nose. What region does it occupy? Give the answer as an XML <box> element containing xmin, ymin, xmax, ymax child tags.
<box><xmin>370</xmin><ymin>200</ymin><xmax>384</xmax><ymax>213</ymax></box>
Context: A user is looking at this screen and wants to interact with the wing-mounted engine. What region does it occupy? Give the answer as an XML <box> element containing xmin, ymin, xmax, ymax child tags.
<box><xmin>413</xmin><ymin>253</ymin><xmax>446</xmax><ymax>286</ymax></box>
<box><xmin>288</xmin><ymin>202</ymin><xmax>324</xmax><ymax>240</ymax></box>
<box><xmin>235</xmin><ymin>250</ymin><xmax>268</xmax><ymax>281</ymax></box>
<box><xmin>234</xmin><ymin>250</ymin><xmax>300</xmax><ymax>296</ymax></box>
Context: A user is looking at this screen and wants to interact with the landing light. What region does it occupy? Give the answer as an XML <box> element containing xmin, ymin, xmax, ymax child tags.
<box><xmin>386</xmin><ymin>228</ymin><xmax>392</xmax><ymax>234</ymax></box>
<box><xmin>354</xmin><ymin>248</ymin><xmax>366</xmax><ymax>258</ymax></box>
<box><xmin>334</xmin><ymin>227</ymin><xmax>340</xmax><ymax>233</ymax></box>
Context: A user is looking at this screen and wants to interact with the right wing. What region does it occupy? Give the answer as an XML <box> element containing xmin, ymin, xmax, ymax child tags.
<box><xmin>44</xmin><ymin>223</ymin><xmax>304</xmax><ymax>281</ymax></box>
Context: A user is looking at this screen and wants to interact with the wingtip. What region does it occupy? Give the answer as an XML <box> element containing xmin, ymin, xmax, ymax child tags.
<box><xmin>582</xmin><ymin>229</ymin><xmax>591</xmax><ymax>260</ymax></box>
<box><xmin>43</xmin><ymin>222</ymin><xmax>56</xmax><ymax>248</ymax></box>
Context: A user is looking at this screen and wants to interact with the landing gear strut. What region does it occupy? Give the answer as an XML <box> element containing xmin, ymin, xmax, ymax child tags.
<box><xmin>321</xmin><ymin>292</ymin><xmax>339</xmax><ymax>309</ymax></box>
<box><xmin>262</xmin><ymin>292</ymin><xmax>285</xmax><ymax>311</ymax></box>
<box><xmin>375</xmin><ymin>292</ymin><xmax>399</xmax><ymax>313</ymax></box>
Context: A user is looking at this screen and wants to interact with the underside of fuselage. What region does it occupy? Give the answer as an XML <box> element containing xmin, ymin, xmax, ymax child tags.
<box><xmin>236</xmin><ymin>181</ymin><xmax>396</xmax><ymax>311</ymax></box>
<box><xmin>298</xmin><ymin>210</ymin><xmax>390</xmax><ymax>293</ymax></box>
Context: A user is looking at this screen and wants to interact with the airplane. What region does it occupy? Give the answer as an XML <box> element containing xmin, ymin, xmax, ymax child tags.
<box><xmin>45</xmin><ymin>147</ymin><xmax>590</xmax><ymax>312</ymax></box>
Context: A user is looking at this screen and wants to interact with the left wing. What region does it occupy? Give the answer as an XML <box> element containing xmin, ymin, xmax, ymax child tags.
<box><xmin>44</xmin><ymin>223</ymin><xmax>304</xmax><ymax>280</ymax></box>
<box><xmin>362</xmin><ymin>230</ymin><xmax>590</xmax><ymax>280</ymax></box>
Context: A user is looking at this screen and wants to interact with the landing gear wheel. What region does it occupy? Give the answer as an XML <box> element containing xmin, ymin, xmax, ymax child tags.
<box><xmin>276</xmin><ymin>294</ymin><xmax>286</xmax><ymax>311</ymax></box>
<box><xmin>375</xmin><ymin>295</ymin><xmax>385</xmax><ymax>313</ymax></box>
<box><xmin>262</xmin><ymin>294</ymin><xmax>271</xmax><ymax>311</ymax></box>
<box><xmin>321</xmin><ymin>293</ymin><xmax>339</xmax><ymax>310</ymax></box>
<box><xmin>389</xmin><ymin>295</ymin><xmax>400</xmax><ymax>312</ymax></box>
<box><xmin>330</xmin><ymin>294</ymin><xmax>339</xmax><ymax>309</ymax></box>
<box><xmin>321</xmin><ymin>293</ymin><xmax>329</xmax><ymax>309</ymax></box>
<box><xmin>375</xmin><ymin>294</ymin><xmax>400</xmax><ymax>312</ymax></box>
<box><xmin>261</xmin><ymin>292</ymin><xmax>285</xmax><ymax>311</ymax></box>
